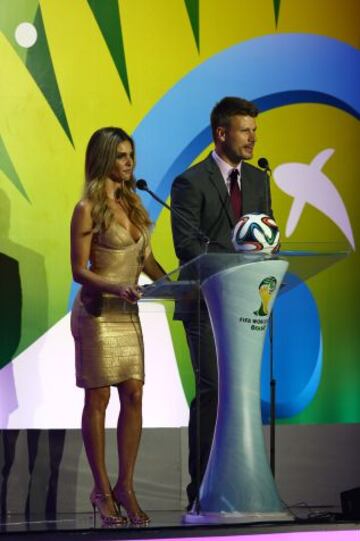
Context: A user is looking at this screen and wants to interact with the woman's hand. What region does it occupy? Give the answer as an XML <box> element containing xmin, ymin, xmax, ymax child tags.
<box><xmin>114</xmin><ymin>285</ymin><xmax>142</xmax><ymax>304</ymax></box>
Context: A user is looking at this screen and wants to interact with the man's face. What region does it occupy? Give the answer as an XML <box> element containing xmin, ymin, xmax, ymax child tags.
<box><xmin>217</xmin><ymin>114</ymin><xmax>257</xmax><ymax>164</ymax></box>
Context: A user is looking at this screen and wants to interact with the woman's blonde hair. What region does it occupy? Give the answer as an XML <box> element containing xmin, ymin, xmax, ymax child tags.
<box><xmin>84</xmin><ymin>127</ymin><xmax>151</xmax><ymax>232</ymax></box>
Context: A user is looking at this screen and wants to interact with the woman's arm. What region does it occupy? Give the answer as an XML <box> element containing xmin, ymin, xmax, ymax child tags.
<box><xmin>142</xmin><ymin>251</ymin><xmax>167</xmax><ymax>281</ymax></box>
<box><xmin>70</xmin><ymin>200</ymin><xmax>141</xmax><ymax>302</ymax></box>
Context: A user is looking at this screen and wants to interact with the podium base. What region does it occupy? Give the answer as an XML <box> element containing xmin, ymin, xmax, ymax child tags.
<box><xmin>183</xmin><ymin>510</ymin><xmax>294</xmax><ymax>524</ymax></box>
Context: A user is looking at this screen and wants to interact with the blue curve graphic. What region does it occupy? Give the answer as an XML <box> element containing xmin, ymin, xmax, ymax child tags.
<box><xmin>133</xmin><ymin>33</ymin><xmax>359</xmax><ymax>220</ymax></box>
<box><xmin>260</xmin><ymin>274</ymin><xmax>322</xmax><ymax>422</ymax></box>
<box><xmin>128</xmin><ymin>33</ymin><xmax>359</xmax><ymax>418</ymax></box>
<box><xmin>68</xmin><ymin>34</ymin><xmax>359</xmax><ymax>420</ymax></box>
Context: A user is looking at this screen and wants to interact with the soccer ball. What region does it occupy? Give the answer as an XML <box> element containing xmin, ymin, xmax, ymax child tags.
<box><xmin>232</xmin><ymin>213</ymin><xmax>280</xmax><ymax>253</ymax></box>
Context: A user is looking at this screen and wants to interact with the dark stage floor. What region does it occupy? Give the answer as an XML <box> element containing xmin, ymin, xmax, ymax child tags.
<box><xmin>0</xmin><ymin>508</ymin><xmax>359</xmax><ymax>541</ymax></box>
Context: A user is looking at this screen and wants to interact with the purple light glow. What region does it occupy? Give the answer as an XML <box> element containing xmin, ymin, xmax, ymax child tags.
<box><xmin>127</xmin><ymin>532</ymin><xmax>360</xmax><ymax>541</ymax></box>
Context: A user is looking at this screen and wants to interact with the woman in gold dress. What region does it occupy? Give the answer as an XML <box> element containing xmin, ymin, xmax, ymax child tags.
<box><xmin>70</xmin><ymin>127</ymin><xmax>166</xmax><ymax>526</ymax></box>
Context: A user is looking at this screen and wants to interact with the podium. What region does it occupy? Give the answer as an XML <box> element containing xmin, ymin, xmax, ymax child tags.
<box><xmin>142</xmin><ymin>246</ymin><xmax>348</xmax><ymax>524</ymax></box>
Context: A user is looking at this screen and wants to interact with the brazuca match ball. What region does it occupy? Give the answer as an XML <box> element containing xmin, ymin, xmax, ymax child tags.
<box><xmin>232</xmin><ymin>213</ymin><xmax>280</xmax><ymax>253</ymax></box>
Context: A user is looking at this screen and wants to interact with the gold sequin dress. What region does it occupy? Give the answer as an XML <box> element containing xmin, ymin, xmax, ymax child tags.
<box><xmin>71</xmin><ymin>222</ymin><xmax>150</xmax><ymax>388</ymax></box>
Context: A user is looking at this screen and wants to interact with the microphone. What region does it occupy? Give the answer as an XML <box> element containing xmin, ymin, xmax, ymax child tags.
<box><xmin>136</xmin><ymin>178</ymin><xmax>173</xmax><ymax>212</ymax></box>
<box><xmin>136</xmin><ymin>179</ymin><xmax>210</xmax><ymax>247</ymax></box>
<box><xmin>136</xmin><ymin>179</ymin><xmax>148</xmax><ymax>191</ymax></box>
<box><xmin>258</xmin><ymin>157</ymin><xmax>271</xmax><ymax>172</ymax></box>
<box><xmin>257</xmin><ymin>159</ymin><xmax>272</xmax><ymax>216</ymax></box>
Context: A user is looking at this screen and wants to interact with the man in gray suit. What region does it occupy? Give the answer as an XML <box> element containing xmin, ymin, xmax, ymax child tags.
<box><xmin>171</xmin><ymin>96</ymin><xmax>273</xmax><ymax>510</ymax></box>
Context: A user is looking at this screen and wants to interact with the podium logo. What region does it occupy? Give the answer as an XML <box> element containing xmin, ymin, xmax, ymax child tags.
<box><xmin>254</xmin><ymin>276</ymin><xmax>277</xmax><ymax>316</ymax></box>
<box><xmin>239</xmin><ymin>275</ymin><xmax>276</xmax><ymax>330</ymax></box>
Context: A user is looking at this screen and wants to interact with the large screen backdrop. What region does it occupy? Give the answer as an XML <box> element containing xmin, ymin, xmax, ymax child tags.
<box><xmin>0</xmin><ymin>0</ymin><xmax>359</xmax><ymax>429</ymax></box>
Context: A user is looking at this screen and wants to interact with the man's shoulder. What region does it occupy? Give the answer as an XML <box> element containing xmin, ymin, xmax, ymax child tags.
<box><xmin>175</xmin><ymin>154</ymin><xmax>214</xmax><ymax>184</ymax></box>
<box><xmin>242</xmin><ymin>161</ymin><xmax>265</xmax><ymax>178</ymax></box>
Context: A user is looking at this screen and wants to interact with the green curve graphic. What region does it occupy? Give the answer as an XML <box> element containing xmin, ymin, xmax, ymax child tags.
<box><xmin>184</xmin><ymin>0</ymin><xmax>199</xmax><ymax>52</ymax></box>
<box><xmin>26</xmin><ymin>7</ymin><xmax>74</xmax><ymax>146</ymax></box>
<box><xmin>273</xmin><ymin>0</ymin><xmax>281</xmax><ymax>27</ymax></box>
<box><xmin>88</xmin><ymin>0</ymin><xmax>131</xmax><ymax>101</ymax></box>
<box><xmin>0</xmin><ymin>136</ymin><xmax>30</xmax><ymax>202</ymax></box>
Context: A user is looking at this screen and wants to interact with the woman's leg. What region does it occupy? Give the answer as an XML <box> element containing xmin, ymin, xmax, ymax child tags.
<box><xmin>82</xmin><ymin>387</ymin><xmax>110</xmax><ymax>494</ymax></box>
<box><xmin>82</xmin><ymin>386</ymin><xmax>111</xmax><ymax>493</ymax></box>
<box><xmin>114</xmin><ymin>379</ymin><xmax>143</xmax><ymax>490</ymax></box>
<box><xmin>113</xmin><ymin>379</ymin><xmax>148</xmax><ymax>522</ymax></box>
<box><xmin>82</xmin><ymin>386</ymin><xmax>126</xmax><ymax>523</ymax></box>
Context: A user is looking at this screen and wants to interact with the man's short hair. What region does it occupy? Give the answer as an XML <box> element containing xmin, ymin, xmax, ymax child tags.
<box><xmin>210</xmin><ymin>97</ymin><xmax>258</xmax><ymax>139</ymax></box>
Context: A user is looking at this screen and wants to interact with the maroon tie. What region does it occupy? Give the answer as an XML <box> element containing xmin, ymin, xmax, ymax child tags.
<box><xmin>229</xmin><ymin>168</ymin><xmax>242</xmax><ymax>220</ymax></box>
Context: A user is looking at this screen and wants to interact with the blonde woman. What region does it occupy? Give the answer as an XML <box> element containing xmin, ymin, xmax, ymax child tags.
<box><xmin>71</xmin><ymin>127</ymin><xmax>165</xmax><ymax>526</ymax></box>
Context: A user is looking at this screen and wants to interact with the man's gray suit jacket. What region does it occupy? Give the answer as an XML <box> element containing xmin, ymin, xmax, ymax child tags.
<box><xmin>170</xmin><ymin>153</ymin><xmax>273</xmax><ymax>319</ymax></box>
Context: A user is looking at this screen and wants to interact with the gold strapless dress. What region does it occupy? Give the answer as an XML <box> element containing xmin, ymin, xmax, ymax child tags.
<box><xmin>71</xmin><ymin>222</ymin><xmax>150</xmax><ymax>389</ymax></box>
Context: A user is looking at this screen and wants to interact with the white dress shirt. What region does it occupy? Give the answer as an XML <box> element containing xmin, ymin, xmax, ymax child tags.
<box><xmin>212</xmin><ymin>150</ymin><xmax>242</xmax><ymax>193</ymax></box>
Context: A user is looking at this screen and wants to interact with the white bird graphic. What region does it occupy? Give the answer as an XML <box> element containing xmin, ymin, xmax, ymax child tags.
<box><xmin>273</xmin><ymin>149</ymin><xmax>355</xmax><ymax>249</ymax></box>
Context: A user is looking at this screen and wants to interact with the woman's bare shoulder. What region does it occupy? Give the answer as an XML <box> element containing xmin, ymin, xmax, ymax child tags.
<box><xmin>74</xmin><ymin>198</ymin><xmax>93</xmax><ymax>213</ymax></box>
<box><xmin>73</xmin><ymin>198</ymin><xmax>94</xmax><ymax>217</ymax></box>
<box><xmin>71</xmin><ymin>198</ymin><xmax>93</xmax><ymax>229</ymax></box>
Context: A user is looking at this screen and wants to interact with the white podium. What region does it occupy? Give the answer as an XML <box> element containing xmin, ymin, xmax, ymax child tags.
<box><xmin>142</xmin><ymin>247</ymin><xmax>348</xmax><ymax>524</ymax></box>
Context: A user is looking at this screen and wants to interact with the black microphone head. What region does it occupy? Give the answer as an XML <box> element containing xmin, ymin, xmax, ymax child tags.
<box><xmin>258</xmin><ymin>157</ymin><xmax>269</xmax><ymax>170</ymax></box>
<box><xmin>136</xmin><ymin>179</ymin><xmax>148</xmax><ymax>190</ymax></box>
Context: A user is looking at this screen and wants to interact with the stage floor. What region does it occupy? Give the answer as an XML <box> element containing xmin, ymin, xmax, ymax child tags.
<box><xmin>0</xmin><ymin>508</ymin><xmax>359</xmax><ymax>541</ymax></box>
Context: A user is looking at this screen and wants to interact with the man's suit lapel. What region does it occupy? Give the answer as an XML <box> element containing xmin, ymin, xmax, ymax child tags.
<box><xmin>241</xmin><ymin>162</ymin><xmax>265</xmax><ymax>215</ymax></box>
<box><xmin>205</xmin><ymin>155</ymin><xmax>237</xmax><ymax>227</ymax></box>
<box><xmin>240</xmin><ymin>163</ymin><xmax>251</xmax><ymax>216</ymax></box>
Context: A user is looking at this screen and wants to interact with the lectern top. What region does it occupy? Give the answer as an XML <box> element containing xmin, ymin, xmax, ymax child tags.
<box><xmin>141</xmin><ymin>242</ymin><xmax>350</xmax><ymax>300</ymax></box>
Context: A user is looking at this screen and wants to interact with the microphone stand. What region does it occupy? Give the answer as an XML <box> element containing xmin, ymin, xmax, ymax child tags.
<box><xmin>136</xmin><ymin>180</ymin><xmax>210</xmax><ymax>249</ymax></box>
<box><xmin>269</xmin><ymin>310</ymin><xmax>276</xmax><ymax>476</ymax></box>
<box><xmin>258</xmin><ymin>161</ymin><xmax>277</xmax><ymax>477</ymax></box>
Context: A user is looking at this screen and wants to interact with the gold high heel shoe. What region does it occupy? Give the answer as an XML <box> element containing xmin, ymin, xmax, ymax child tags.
<box><xmin>112</xmin><ymin>489</ymin><xmax>150</xmax><ymax>525</ymax></box>
<box><xmin>90</xmin><ymin>490</ymin><xmax>128</xmax><ymax>527</ymax></box>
